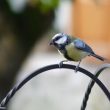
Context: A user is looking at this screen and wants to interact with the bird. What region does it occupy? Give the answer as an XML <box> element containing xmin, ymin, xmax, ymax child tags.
<box><xmin>49</xmin><ymin>33</ymin><xmax>105</xmax><ymax>72</ymax></box>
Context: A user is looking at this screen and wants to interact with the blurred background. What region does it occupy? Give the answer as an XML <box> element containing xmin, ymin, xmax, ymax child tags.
<box><xmin>0</xmin><ymin>0</ymin><xmax>110</xmax><ymax>110</ymax></box>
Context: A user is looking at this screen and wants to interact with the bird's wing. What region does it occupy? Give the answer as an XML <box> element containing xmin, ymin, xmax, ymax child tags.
<box><xmin>73</xmin><ymin>39</ymin><xmax>94</xmax><ymax>54</ymax></box>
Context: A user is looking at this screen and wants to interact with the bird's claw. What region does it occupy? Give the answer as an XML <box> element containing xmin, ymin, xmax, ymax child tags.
<box><xmin>75</xmin><ymin>66</ymin><xmax>79</xmax><ymax>73</ymax></box>
<box><xmin>74</xmin><ymin>60</ymin><xmax>81</xmax><ymax>73</ymax></box>
<box><xmin>59</xmin><ymin>61</ymin><xmax>63</xmax><ymax>68</ymax></box>
<box><xmin>59</xmin><ymin>60</ymin><xmax>68</xmax><ymax>68</ymax></box>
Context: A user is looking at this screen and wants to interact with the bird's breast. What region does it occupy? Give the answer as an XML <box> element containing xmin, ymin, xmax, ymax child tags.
<box><xmin>65</xmin><ymin>43</ymin><xmax>88</xmax><ymax>61</ymax></box>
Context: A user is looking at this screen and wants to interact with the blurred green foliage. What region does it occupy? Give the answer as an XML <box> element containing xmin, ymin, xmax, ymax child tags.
<box><xmin>30</xmin><ymin>0</ymin><xmax>59</xmax><ymax>13</ymax></box>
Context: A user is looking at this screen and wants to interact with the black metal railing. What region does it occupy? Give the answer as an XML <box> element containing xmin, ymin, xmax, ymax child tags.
<box><xmin>0</xmin><ymin>63</ymin><xmax>110</xmax><ymax>110</ymax></box>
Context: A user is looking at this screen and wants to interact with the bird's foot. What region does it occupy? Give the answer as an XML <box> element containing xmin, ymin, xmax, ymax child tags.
<box><xmin>74</xmin><ymin>60</ymin><xmax>81</xmax><ymax>73</ymax></box>
<box><xmin>75</xmin><ymin>66</ymin><xmax>79</xmax><ymax>73</ymax></box>
<box><xmin>59</xmin><ymin>60</ymin><xmax>68</xmax><ymax>68</ymax></box>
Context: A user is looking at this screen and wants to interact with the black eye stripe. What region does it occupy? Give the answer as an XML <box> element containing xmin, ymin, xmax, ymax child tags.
<box><xmin>55</xmin><ymin>36</ymin><xmax>62</xmax><ymax>41</ymax></box>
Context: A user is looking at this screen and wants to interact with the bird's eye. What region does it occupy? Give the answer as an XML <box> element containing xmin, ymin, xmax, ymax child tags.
<box><xmin>55</xmin><ymin>36</ymin><xmax>61</xmax><ymax>41</ymax></box>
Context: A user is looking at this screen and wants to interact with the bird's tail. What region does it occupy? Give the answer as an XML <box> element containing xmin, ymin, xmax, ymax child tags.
<box><xmin>91</xmin><ymin>53</ymin><xmax>105</xmax><ymax>61</ymax></box>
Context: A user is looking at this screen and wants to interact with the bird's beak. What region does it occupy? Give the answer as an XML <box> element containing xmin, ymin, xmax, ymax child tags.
<box><xmin>49</xmin><ymin>40</ymin><xmax>54</xmax><ymax>45</ymax></box>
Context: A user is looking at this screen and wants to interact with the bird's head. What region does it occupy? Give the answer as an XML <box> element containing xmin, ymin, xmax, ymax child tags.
<box><xmin>50</xmin><ymin>33</ymin><xmax>71</xmax><ymax>50</ymax></box>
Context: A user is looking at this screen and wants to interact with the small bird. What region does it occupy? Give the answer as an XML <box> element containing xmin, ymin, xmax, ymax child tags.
<box><xmin>50</xmin><ymin>33</ymin><xmax>105</xmax><ymax>72</ymax></box>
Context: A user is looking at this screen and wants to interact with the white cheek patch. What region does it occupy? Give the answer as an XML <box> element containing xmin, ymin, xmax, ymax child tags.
<box><xmin>56</xmin><ymin>37</ymin><xmax>67</xmax><ymax>44</ymax></box>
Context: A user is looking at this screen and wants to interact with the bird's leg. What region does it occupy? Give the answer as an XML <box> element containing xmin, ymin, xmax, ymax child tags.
<box><xmin>75</xmin><ymin>60</ymin><xmax>81</xmax><ymax>72</ymax></box>
<box><xmin>59</xmin><ymin>60</ymin><xmax>68</xmax><ymax>68</ymax></box>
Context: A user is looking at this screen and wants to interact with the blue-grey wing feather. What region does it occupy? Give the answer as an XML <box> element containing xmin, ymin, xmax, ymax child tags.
<box><xmin>74</xmin><ymin>39</ymin><xmax>94</xmax><ymax>54</ymax></box>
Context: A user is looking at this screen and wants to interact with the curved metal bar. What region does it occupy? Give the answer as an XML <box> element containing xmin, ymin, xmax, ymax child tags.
<box><xmin>0</xmin><ymin>64</ymin><xmax>110</xmax><ymax>109</ymax></box>
<box><xmin>81</xmin><ymin>63</ymin><xmax>110</xmax><ymax>110</ymax></box>
<box><xmin>0</xmin><ymin>107</ymin><xmax>6</xmax><ymax>110</ymax></box>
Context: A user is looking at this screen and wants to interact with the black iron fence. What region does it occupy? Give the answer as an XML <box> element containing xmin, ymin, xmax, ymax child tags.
<box><xmin>0</xmin><ymin>63</ymin><xmax>110</xmax><ymax>110</ymax></box>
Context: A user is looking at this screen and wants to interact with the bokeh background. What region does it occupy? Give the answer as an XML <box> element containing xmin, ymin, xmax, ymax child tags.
<box><xmin>0</xmin><ymin>0</ymin><xmax>110</xmax><ymax>110</ymax></box>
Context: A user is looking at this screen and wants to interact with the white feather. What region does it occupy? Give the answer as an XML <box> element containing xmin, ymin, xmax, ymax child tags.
<box><xmin>56</xmin><ymin>36</ymin><xmax>67</xmax><ymax>44</ymax></box>
<box><xmin>52</xmin><ymin>33</ymin><xmax>62</xmax><ymax>40</ymax></box>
